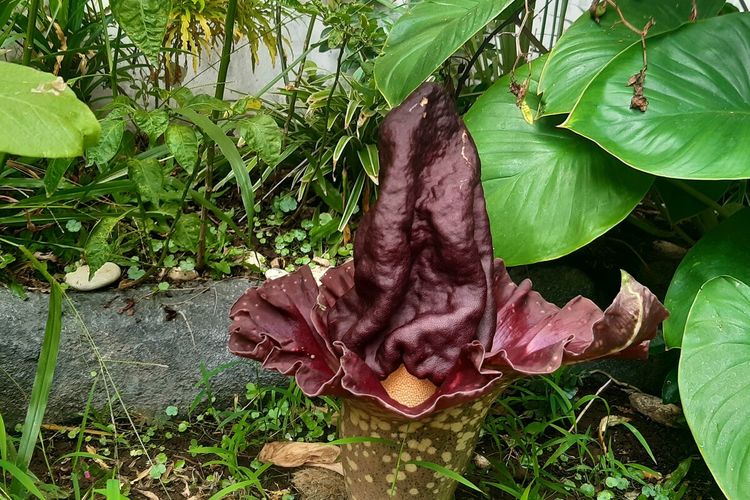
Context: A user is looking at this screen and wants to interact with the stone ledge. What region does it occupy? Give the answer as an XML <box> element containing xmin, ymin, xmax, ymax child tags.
<box><xmin>0</xmin><ymin>278</ymin><xmax>284</xmax><ymax>425</ymax></box>
<box><xmin>1</xmin><ymin>263</ymin><xmax>652</xmax><ymax>425</ymax></box>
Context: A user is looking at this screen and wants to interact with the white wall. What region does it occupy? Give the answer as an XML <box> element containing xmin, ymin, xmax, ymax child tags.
<box><xmin>179</xmin><ymin>0</ymin><xmax>745</xmax><ymax>100</ymax></box>
<box><xmin>179</xmin><ymin>15</ymin><xmax>337</xmax><ymax>102</ymax></box>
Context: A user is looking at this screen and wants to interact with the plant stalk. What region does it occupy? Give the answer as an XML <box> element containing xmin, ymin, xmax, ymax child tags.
<box><xmin>110</xmin><ymin>26</ymin><xmax>122</xmax><ymax>98</ymax></box>
<box><xmin>22</xmin><ymin>0</ymin><xmax>41</xmax><ymax>66</ymax></box>
<box><xmin>555</xmin><ymin>0</ymin><xmax>570</xmax><ymax>40</ymax></box>
<box><xmin>275</xmin><ymin>2</ymin><xmax>289</xmax><ymax>86</ymax></box>
<box><xmin>198</xmin><ymin>0</ymin><xmax>239</xmax><ymax>271</ymax></box>
<box><xmin>291</xmin><ymin>34</ymin><xmax>348</xmax><ymax>221</ymax></box>
<box><xmin>668</xmin><ymin>179</ymin><xmax>732</xmax><ymax>219</ymax></box>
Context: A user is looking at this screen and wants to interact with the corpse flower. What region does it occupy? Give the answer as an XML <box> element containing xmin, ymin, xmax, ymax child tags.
<box><xmin>229</xmin><ymin>83</ymin><xmax>668</xmax><ymax>499</ymax></box>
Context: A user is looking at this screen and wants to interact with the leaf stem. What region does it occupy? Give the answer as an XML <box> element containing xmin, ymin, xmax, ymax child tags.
<box><xmin>275</xmin><ymin>2</ymin><xmax>289</xmax><ymax>86</ymax></box>
<box><xmin>668</xmin><ymin>179</ymin><xmax>731</xmax><ymax>219</ymax></box>
<box><xmin>292</xmin><ymin>34</ymin><xmax>349</xmax><ymax>221</ymax></box>
<box><xmin>555</xmin><ymin>0</ymin><xmax>570</xmax><ymax>40</ymax></box>
<box><xmin>283</xmin><ymin>13</ymin><xmax>317</xmax><ymax>142</ymax></box>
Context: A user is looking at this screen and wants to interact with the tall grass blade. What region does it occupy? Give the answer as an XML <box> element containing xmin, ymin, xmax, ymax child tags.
<box><xmin>15</xmin><ymin>283</ymin><xmax>62</xmax><ymax>470</ymax></box>
<box><xmin>10</xmin><ymin>248</ymin><xmax>64</xmax><ymax>496</ymax></box>
<box><xmin>177</xmin><ymin>108</ymin><xmax>256</xmax><ymax>229</ymax></box>
<box><xmin>409</xmin><ymin>460</ymin><xmax>485</xmax><ymax>494</ymax></box>
<box><xmin>0</xmin><ymin>413</ymin><xmax>6</xmax><ymax>463</ymax></box>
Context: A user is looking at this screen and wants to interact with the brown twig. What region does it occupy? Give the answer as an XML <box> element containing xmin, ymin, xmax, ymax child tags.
<box><xmin>590</xmin><ymin>0</ymin><xmax>654</xmax><ymax>111</ymax></box>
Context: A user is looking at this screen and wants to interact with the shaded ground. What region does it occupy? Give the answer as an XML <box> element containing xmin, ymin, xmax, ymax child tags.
<box><xmin>462</xmin><ymin>374</ymin><xmax>724</xmax><ymax>499</ymax></box>
<box><xmin>25</xmin><ymin>373</ymin><xmax>723</xmax><ymax>500</ymax></box>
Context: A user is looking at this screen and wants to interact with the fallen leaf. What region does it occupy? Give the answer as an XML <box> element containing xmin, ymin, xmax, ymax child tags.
<box><xmin>181</xmin><ymin>480</ymin><xmax>191</xmax><ymax>498</ymax></box>
<box><xmin>629</xmin><ymin>392</ymin><xmax>684</xmax><ymax>428</ymax></box>
<box><xmin>85</xmin><ymin>445</ymin><xmax>110</xmax><ymax>470</ymax></box>
<box><xmin>642</xmin><ymin>470</ymin><xmax>663</xmax><ymax>481</ymax></box>
<box><xmin>268</xmin><ymin>488</ymin><xmax>293</xmax><ymax>500</ymax></box>
<box><xmin>473</xmin><ymin>453</ymin><xmax>491</xmax><ymax>470</ymax></box>
<box><xmin>131</xmin><ymin>467</ymin><xmax>151</xmax><ymax>484</ymax></box>
<box><xmin>134</xmin><ymin>489</ymin><xmax>160</xmax><ymax>500</ymax></box>
<box><xmin>310</xmin><ymin>462</ymin><xmax>343</xmax><ymax>475</ymax></box>
<box><xmin>258</xmin><ymin>441</ymin><xmax>340</xmax><ymax>468</ymax></box>
<box><xmin>42</xmin><ymin>423</ymin><xmax>112</xmax><ymax>436</ymax></box>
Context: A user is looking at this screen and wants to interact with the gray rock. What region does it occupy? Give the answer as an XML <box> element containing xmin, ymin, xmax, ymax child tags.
<box><xmin>0</xmin><ymin>279</ymin><xmax>285</xmax><ymax>425</ymax></box>
<box><xmin>264</xmin><ymin>268</ymin><xmax>289</xmax><ymax>280</ymax></box>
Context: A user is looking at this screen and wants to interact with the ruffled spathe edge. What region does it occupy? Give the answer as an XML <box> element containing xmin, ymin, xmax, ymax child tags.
<box><xmin>229</xmin><ymin>261</ymin><xmax>667</xmax><ymax>419</ymax></box>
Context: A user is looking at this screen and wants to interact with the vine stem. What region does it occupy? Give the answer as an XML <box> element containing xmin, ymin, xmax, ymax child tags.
<box><xmin>22</xmin><ymin>0</ymin><xmax>41</xmax><ymax>66</ymax></box>
<box><xmin>455</xmin><ymin>8</ymin><xmax>522</xmax><ymax>97</ymax></box>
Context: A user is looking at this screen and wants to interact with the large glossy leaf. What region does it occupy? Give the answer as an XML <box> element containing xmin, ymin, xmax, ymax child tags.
<box><xmin>374</xmin><ymin>0</ymin><xmax>516</xmax><ymax>107</ymax></box>
<box><xmin>679</xmin><ymin>275</ymin><xmax>750</xmax><ymax>499</ymax></box>
<box><xmin>110</xmin><ymin>0</ymin><xmax>170</xmax><ymax>64</ymax></box>
<box><xmin>565</xmin><ymin>14</ymin><xmax>750</xmax><ymax>180</ymax></box>
<box><xmin>0</xmin><ymin>62</ymin><xmax>99</xmax><ymax>157</ymax></box>
<box><xmin>663</xmin><ymin>209</ymin><xmax>750</xmax><ymax>348</ymax></box>
<box><xmin>537</xmin><ymin>0</ymin><xmax>724</xmax><ymax>116</ymax></box>
<box><xmin>463</xmin><ymin>57</ymin><xmax>652</xmax><ymax>265</ymax></box>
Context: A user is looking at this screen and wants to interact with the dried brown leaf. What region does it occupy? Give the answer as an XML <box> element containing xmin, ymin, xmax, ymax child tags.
<box><xmin>258</xmin><ymin>442</ymin><xmax>340</xmax><ymax>468</ymax></box>
<box><xmin>134</xmin><ymin>489</ymin><xmax>160</xmax><ymax>500</ymax></box>
<box><xmin>598</xmin><ymin>415</ymin><xmax>631</xmax><ymax>452</ymax></box>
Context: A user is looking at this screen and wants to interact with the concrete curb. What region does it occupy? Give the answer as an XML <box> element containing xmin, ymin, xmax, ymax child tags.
<box><xmin>0</xmin><ymin>278</ymin><xmax>284</xmax><ymax>424</ymax></box>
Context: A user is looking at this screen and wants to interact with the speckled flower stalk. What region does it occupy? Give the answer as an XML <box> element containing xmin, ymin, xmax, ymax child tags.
<box><xmin>229</xmin><ymin>83</ymin><xmax>669</xmax><ymax>499</ymax></box>
<box><xmin>339</xmin><ymin>387</ymin><xmax>503</xmax><ymax>500</ymax></box>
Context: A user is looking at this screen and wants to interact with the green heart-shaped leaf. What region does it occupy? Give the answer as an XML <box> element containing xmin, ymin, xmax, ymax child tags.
<box><xmin>679</xmin><ymin>275</ymin><xmax>750</xmax><ymax>498</ymax></box>
<box><xmin>464</xmin><ymin>57</ymin><xmax>652</xmax><ymax>265</ymax></box>
<box><xmin>375</xmin><ymin>0</ymin><xmax>515</xmax><ymax>107</ymax></box>
<box><xmin>565</xmin><ymin>14</ymin><xmax>750</xmax><ymax>179</ymax></box>
<box><xmin>537</xmin><ymin>0</ymin><xmax>724</xmax><ymax>116</ymax></box>
<box><xmin>663</xmin><ymin>209</ymin><xmax>750</xmax><ymax>348</ymax></box>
